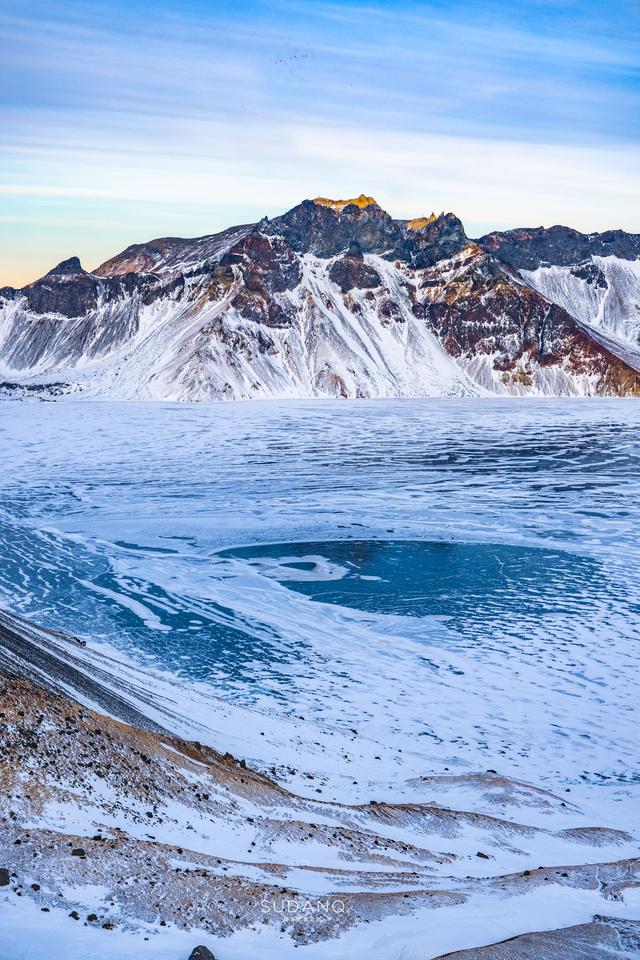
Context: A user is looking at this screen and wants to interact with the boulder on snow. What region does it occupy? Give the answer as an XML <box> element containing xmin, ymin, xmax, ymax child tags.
<box><xmin>188</xmin><ymin>948</ymin><xmax>216</xmax><ymax>960</ymax></box>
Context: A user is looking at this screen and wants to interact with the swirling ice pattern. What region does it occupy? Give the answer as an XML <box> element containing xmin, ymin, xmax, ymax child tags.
<box><xmin>0</xmin><ymin>398</ymin><xmax>639</xmax><ymax>790</ymax></box>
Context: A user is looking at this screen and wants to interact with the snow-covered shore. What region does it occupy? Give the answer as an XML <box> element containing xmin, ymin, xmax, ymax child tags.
<box><xmin>2</xmin><ymin>609</ymin><xmax>640</xmax><ymax>960</ymax></box>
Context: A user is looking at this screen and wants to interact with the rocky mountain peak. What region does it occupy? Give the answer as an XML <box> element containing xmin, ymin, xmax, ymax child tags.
<box><xmin>406</xmin><ymin>213</ymin><xmax>439</xmax><ymax>230</ymax></box>
<box><xmin>45</xmin><ymin>256</ymin><xmax>85</xmax><ymax>277</ymax></box>
<box><xmin>260</xmin><ymin>197</ymin><xmax>466</xmax><ymax>266</ymax></box>
<box><xmin>23</xmin><ymin>256</ymin><xmax>101</xmax><ymax>318</ymax></box>
<box><xmin>478</xmin><ymin>224</ymin><xmax>640</xmax><ymax>270</ymax></box>
<box><xmin>404</xmin><ymin>212</ymin><xmax>469</xmax><ymax>268</ymax></box>
<box><xmin>262</xmin><ymin>195</ymin><xmax>396</xmax><ymax>257</ymax></box>
<box><xmin>94</xmin><ymin>238</ymin><xmax>185</xmax><ymax>278</ymax></box>
<box><xmin>313</xmin><ymin>193</ymin><xmax>379</xmax><ymax>212</ymax></box>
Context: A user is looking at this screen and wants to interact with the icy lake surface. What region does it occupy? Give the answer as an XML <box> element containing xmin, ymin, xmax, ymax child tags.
<box><xmin>1</xmin><ymin>398</ymin><xmax>639</xmax><ymax>790</ymax></box>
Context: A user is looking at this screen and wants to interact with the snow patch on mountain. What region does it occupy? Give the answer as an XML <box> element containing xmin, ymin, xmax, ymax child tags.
<box><xmin>459</xmin><ymin>353</ymin><xmax>601</xmax><ymax>398</ymax></box>
<box><xmin>522</xmin><ymin>256</ymin><xmax>640</xmax><ymax>348</ymax></box>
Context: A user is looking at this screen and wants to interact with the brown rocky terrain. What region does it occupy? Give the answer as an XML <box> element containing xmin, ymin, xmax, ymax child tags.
<box><xmin>432</xmin><ymin>915</ymin><xmax>640</xmax><ymax>959</ymax></box>
<box><xmin>1</xmin><ymin>609</ymin><xmax>639</xmax><ymax>955</ymax></box>
<box><xmin>418</xmin><ymin>245</ymin><xmax>640</xmax><ymax>395</ymax></box>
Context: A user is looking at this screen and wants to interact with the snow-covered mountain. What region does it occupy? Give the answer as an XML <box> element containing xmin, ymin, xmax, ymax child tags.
<box><xmin>2</xmin><ymin>196</ymin><xmax>640</xmax><ymax>400</ymax></box>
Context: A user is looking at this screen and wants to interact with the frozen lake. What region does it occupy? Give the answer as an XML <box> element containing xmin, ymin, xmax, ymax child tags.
<box><xmin>1</xmin><ymin>398</ymin><xmax>639</xmax><ymax>797</ymax></box>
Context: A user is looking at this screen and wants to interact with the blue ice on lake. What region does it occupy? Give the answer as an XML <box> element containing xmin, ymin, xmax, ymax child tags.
<box><xmin>1</xmin><ymin>398</ymin><xmax>639</xmax><ymax>788</ymax></box>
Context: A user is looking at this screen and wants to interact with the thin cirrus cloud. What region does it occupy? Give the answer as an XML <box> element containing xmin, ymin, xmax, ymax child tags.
<box><xmin>1</xmin><ymin>0</ymin><xmax>639</xmax><ymax>286</ymax></box>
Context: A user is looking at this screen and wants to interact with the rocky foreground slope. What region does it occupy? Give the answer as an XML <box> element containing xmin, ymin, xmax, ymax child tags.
<box><xmin>1</xmin><ymin>196</ymin><xmax>639</xmax><ymax>400</ymax></box>
<box><xmin>2</xmin><ymin>608</ymin><xmax>640</xmax><ymax>959</ymax></box>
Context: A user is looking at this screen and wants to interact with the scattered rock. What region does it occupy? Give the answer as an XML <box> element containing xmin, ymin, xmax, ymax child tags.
<box><xmin>0</xmin><ymin>868</ymin><xmax>10</xmax><ymax>886</ymax></box>
<box><xmin>188</xmin><ymin>947</ymin><xmax>216</xmax><ymax>960</ymax></box>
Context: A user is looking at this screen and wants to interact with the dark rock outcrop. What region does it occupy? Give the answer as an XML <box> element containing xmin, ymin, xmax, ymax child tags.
<box><xmin>570</xmin><ymin>262</ymin><xmax>607</xmax><ymax>288</ymax></box>
<box><xmin>222</xmin><ymin>232</ymin><xmax>302</xmax><ymax>295</ymax></box>
<box><xmin>406</xmin><ymin>212</ymin><xmax>469</xmax><ymax>268</ymax></box>
<box><xmin>188</xmin><ymin>948</ymin><xmax>216</xmax><ymax>960</ymax></box>
<box><xmin>328</xmin><ymin>247</ymin><xmax>381</xmax><ymax>292</ymax></box>
<box><xmin>21</xmin><ymin>259</ymin><xmax>101</xmax><ymax>318</ymax></box>
<box><xmin>264</xmin><ymin>197</ymin><xmax>469</xmax><ymax>268</ymax></box>
<box><xmin>263</xmin><ymin>196</ymin><xmax>399</xmax><ymax>258</ymax></box>
<box><xmin>0</xmin><ymin>286</ymin><xmax>17</xmax><ymax>304</ymax></box>
<box><xmin>478</xmin><ymin>224</ymin><xmax>640</xmax><ymax>270</ymax></box>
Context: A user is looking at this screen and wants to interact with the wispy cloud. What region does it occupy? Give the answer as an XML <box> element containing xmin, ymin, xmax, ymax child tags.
<box><xmin>1</xmin><ymin>0</ymin><xmax>639</xmax><ymax>285</ymax></box>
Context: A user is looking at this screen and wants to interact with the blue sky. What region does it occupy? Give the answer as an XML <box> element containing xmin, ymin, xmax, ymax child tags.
<box><xmin>1</xmin><ymin>0</ymin><xmax>639</xmax><ymax>285</ymax></box>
